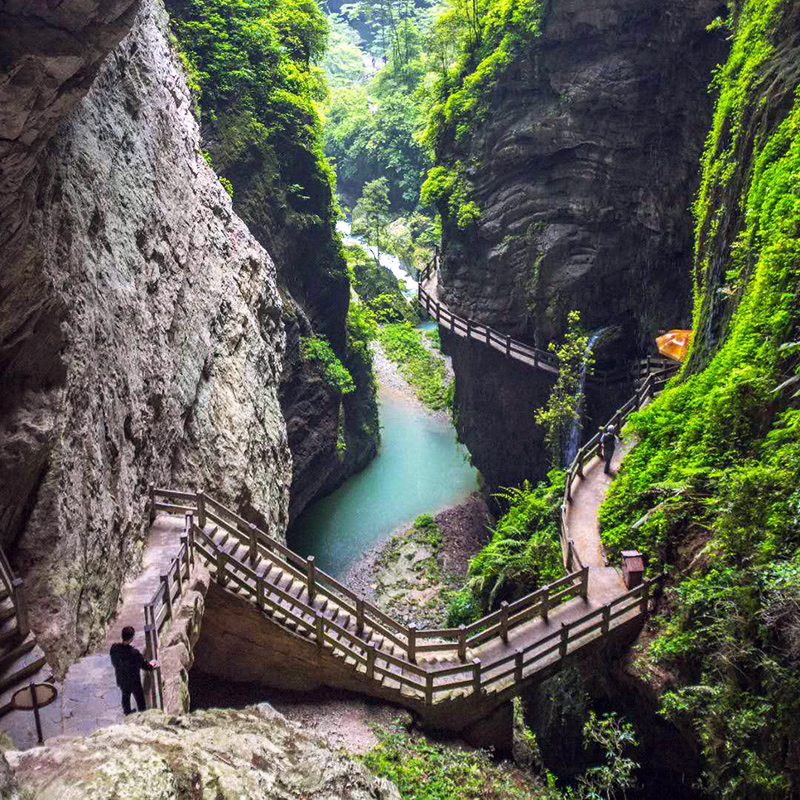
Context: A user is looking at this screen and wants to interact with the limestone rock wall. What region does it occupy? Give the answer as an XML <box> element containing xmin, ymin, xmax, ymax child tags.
<box><xmin>6</xmin><ymin>705</ymin><xmax>401</xmax><ymax>800</ymax></box>
<box><xmin>438</xmin><ymin>0</ymin><xmax>728</xmax><ymax>488</ymax></box>
<box><xmin>0</xmin><ymin>0</ymin><xmax>291</xmax><ymax>671</ymax></box>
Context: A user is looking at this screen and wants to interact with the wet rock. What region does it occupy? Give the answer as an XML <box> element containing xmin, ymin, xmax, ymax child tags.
<box><xmin>437</xmin><ymin>0</ymin><xmax>728</xmax><ymax>491</ymax></box>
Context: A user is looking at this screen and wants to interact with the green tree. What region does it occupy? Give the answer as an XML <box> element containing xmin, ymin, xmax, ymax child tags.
<box><xmin>353</xmin><ymin>177</ymin><xmax>391</xmax><ymax>257</ymax></box>
<box><xmin>534</xmin><ymin>311</ymin><xmax>591</xmax><ymax>467</ymax></box>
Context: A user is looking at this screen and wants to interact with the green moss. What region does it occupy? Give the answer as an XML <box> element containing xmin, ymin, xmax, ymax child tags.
<box><xmin>361</xmin><ymin>725</ymin><xmax>546</xmax><ymax>800</ymax></box>
<box><xmin>300</xmin><ymin>335</ymin><xmax>355</xmax><ymax>395</ymax></box>
<box><xmin>598</xmin><ymin>2</ymin><xmax>800</xmax><ymax>795</ymax></box>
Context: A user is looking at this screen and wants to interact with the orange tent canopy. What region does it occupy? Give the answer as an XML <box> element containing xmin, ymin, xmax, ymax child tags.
<box><xmin>656</xmin><ymin>329</ymin><xmax>692</xmax><ymax>362</ymax></box>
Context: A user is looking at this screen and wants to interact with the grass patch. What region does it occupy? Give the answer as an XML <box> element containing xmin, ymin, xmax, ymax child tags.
<box><xmin>378</xmin><ymin>322</ymin><xmax>454</xmax><ymax>411</ymax></box>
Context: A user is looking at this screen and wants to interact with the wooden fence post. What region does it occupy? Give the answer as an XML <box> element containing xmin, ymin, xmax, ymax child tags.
<box><xmin>160</xmin><ymin>575</ymin><xmax>173</xmax><ymax>621</ymax></box>
<box><xmin>307</xmin><ymin>556</ymin><xmax>316</xmax><ymax>602</ymax></box>
<box><xmin>602</xmin><ymin>604</ymin><xmax>611</xmax><ymax>635</ymax></box>
<box><xmin>143</xmin><ymin>620</ymin><xmax>159</xmax><ymax>709</ymax></box>
<box><xmin>11</xmin><ymin>578</ymin><xmax>29</xmax><ymax>639</ymax></box>
<box><xmin>566</xmin><ymin>540</ymin><xmax>574</xmax><ymax>572</ymax></box>
<box><xmin>560</xmin><ymin>622</ymin><xmax>569</xmax><ymax>658</ymax></box>
<box><xmin>485</xmin><ymin>326</ymin><xmax>490</xmax><ymax>346</ymax></box>
<box><xmin>472</xmin><ymin>658</ymin><xmax>482</xmax><ymax>696</ymax></box>
<box><xmin>540</xmin><ymin>587</ymin><xmax>549</xmax><ymax>623</ymax></box>
<box><xmin>257</xmin><ymin>575</ymin><xmax>265</xmax><ymax>611</ymax></box>
<box><xmin>425</xmin><ymin>672</ymin><xmax>433</xmax><ymax>706</ymax></box>
<box><xmin>177</xmin><ymin>541</ymin><xmax>187</xmax><ymax>593</ymax></box>
<box><xmin>466</xmin><ymin>320</ymin><xmax>472</xmax><ymax>339</ymax></box>
<box><xmin>148</xmin><ymin>483</ymin><xmax>156</xmax><ymax>524</ymax></box>
<box><xmin>500</xmin><ymin>601</ymin><xmax>509</xmax><ymax>644</ymax></box>
<box><xmin>515</xmin><ymin>648</ymin><xmax>523</xmax><ymax>683</ymax></box>
<box><xmin>356</xmin><ymin>598</ymin><xmax>365</xmax><ymax>637</ymax></box>
<box><xmin>187</xmin><ymin>520</ymin><xmax>196</xmax><ymax>567</ymax></box>
<box><xmin>408</xmin><ymin>623</ymin><xmax>417</xmax><ymax>664</ymax></box>
<box><xmin>316</xmin><ymin>612</ymin><xmax>324</xmax><ymax>650</ymax></box>
<box><xmin>581</xmin><ymin>566</ymin><xmax>589</xmax><ymax>601</ymax></box>
<box><xmin>640</xmin><ymin>580</ymin><xmax>651</xmax><ymax>616</ymax></box>
<box><xmin>577</xmin><ymin>452</ymin><xmax>584</xmax><ymax>478</ymax></box>
<box><xmin>534</xmin><ymin>350</ymin><xmax>539</xmax><ymax>369</ymax></box>
<box><xmin>458</xmin><ymin>625</ymin><xmax>467</xmax><ymax>663</ymax></box>
<box><xmin>505</xmin><ymin>335</ymin><xmax>511</xmax><ymax>357</ymax></box>
<box><xmin>249</xmin><ymin>524</ymin><xmax>258</xmax><ymax>565</ymax></box>
<box><xmin>217</xmin><ymin>551</ymin><xmax>227</xmax><ymax>586</ymax></box>
<box><xmin>367</xmin><ymin>643</ymin><xmax>376</xmax><ymax>679</ymax></box>
<box><xmin>196</xmin><ymin>490</ymin><xmax>206</xmax><ymax>529</ymax></box>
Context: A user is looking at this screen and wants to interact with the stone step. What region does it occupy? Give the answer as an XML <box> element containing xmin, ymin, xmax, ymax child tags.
<box><xmin>0</xmin><ymin>622</ymin><xmax>21</xmax><ymax>654</ymax></box>
<box><xmin>0</xmin><ymin>642</ymin><xmax>48</xmax><ymax>698</ymax></box>
<box><xmin>0</xmin><ymin>634</ymin><xmax>35</xmax><ymax>674</ymax></box>
<box><xmin>0</xmin><ymin>601</ymin><xmax>16</xmax><ymax>624</ymax></box>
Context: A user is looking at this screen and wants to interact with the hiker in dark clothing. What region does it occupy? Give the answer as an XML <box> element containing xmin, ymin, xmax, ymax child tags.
<box><xmin>600</xmin><ymin>424</ymin><xmax>617</xmax><ymax>475</ymax></box>
<box><xmin>110</xmin><ymin>626</ymin><xmax>158</xmax><ymax>715</ymax></box>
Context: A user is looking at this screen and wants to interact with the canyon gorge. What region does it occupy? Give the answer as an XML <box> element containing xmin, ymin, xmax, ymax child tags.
<box><xmin>0</xmin><ymin>0</ymin><xmax>798</xmax><ymax>798</ymax></box>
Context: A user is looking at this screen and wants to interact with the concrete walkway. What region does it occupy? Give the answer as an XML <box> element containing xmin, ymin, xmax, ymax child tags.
<box><xmin>566</xmin><ymin>441</ymin><xmax>631</xmax><ymax>602</ymax></box>
<box><xmin>0</xmin><ymin>516</ymin><xmax>185</xmax><ymax>748</ymax></box>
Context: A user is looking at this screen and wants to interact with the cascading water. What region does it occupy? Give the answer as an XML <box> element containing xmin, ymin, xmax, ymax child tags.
<box><xmin>563</xmin><ymin>329</ymin><xmax>607</xmax><ymax>466</ymax></box>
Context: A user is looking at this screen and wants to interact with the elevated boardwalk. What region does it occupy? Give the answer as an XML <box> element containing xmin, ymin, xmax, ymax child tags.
<box><xmin>0</xmin><ymin>364</ymin><xmax>673</xmax><ymax>748</ymax></box>
<box><xmin>418</xmin><ymin>256</ymin><xmax>673</xmax><ymax>386</ymax></box>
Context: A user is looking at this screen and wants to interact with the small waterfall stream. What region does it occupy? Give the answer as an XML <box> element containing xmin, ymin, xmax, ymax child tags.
<box><xmin>563</xmin><ymin>329</ymin><xmax>606</xmax><ymax>466</ymax></box>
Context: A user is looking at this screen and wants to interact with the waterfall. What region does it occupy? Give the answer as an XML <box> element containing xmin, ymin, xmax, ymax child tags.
<box><xmin>563</xmin><ymin>329</ymin><xmax>606</xmax><ymax>466</ymax></box>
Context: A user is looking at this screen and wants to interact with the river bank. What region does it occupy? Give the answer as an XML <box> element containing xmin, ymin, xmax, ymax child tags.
<box><xmin>343</xmin><ymin>492</ymin><xmax>491</xmax><ymax>628</ymax></box>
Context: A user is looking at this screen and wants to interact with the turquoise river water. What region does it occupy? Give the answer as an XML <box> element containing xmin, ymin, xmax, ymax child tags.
<box><xmin>288</xmin><ymin>375</ymin><xmax>479</xmax><ymax>578</ymax></box>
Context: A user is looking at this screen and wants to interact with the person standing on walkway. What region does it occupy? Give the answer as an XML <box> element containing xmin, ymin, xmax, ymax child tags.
<box><xmin>110</xmin><ymin>626</ymin><xmax>158</xmax><ymax>715</ymax></box>
<box><xmin>600</xmin><ymin>424</ymin><xmax>617</xmax><ymax>475</ymax></box>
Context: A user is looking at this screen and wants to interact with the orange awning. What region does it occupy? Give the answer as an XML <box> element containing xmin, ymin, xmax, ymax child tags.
<box><xmin>656</xmin><ymin>329</ymin><xmax>692</xmax><ymax>362</ymax></box>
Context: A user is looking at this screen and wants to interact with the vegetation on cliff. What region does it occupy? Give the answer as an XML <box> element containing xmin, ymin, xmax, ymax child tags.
<box><xmin>448</xmin><ymin>472</ymin><xmax>564</xmax><ymax>625</ymax></box>
<box><xmin>599</xmin><ymin>2</ymin><xmax>800</xmax><ymax>795</ymax></box>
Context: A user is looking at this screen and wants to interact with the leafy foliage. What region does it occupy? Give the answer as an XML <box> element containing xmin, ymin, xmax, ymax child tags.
<box><xmin>598</xmin><ymin>3</ymin><xmax>800</xmax><ymax>795</ymax></box>
<box><xmin>447</xmin><ymin>471</ymin><xmax>565</xmax><ymax>624</ymax></box>
<box><xmin>361</xmin><ymin>725</ymin><xmax>547</xmax><ymax>799</ymax></box>
<box><xmin>300</xmin><ymin>335</ymin><xmax>356</xmax><ymax>395</ymax></box>
<box><xmin>534</xmin><ymin>310</ymin><xmax>592</xmax><ymax>467</ymax></box>
<box><xmin>353</xmin><ymin>177</ymin><xmax>392</xmax><ymax>254</ymax></box>
<box><xmin>346</xmin><ymin>243</ymin><xmax>417</xmax><ymax>323</ymax></box>
<box><xmin>565</xmin><ymin>713</ymin><xmax>639</xmax><ymax>800</ymax></box>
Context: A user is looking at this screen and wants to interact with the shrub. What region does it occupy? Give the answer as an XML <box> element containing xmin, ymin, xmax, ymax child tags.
<box><xmin>300</xmin><ymin>335</ymin><xmax>355</xmax><ymax>395</ymax></box>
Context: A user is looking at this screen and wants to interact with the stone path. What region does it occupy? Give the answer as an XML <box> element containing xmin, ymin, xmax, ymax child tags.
<box><xmin>0</xmin><ymin>516</ymin><xmax>185</xmax><ymax>748</ymax></box>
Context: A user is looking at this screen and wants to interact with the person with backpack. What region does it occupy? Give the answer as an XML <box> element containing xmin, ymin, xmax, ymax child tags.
<box><xmin>599</xmin><ymin>424</ymin><xmax>617</xmax><ymax>475</ymax></box>
<box><xmin>109</xmin><ymin>626</ymin><xmax>158</xmax><ymax>715</ymax></box>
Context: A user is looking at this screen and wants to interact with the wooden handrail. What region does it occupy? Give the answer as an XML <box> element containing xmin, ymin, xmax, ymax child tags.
<box><xmin>418</xmin><ymin>254</ymin><xmax>676</xmax><ymax>385</ymax></box>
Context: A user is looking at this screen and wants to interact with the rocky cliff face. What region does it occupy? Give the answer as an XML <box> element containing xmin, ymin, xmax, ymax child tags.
<box><xmin>162</xmin><ymin>0</ymin><xmax>379</xmax><ymax>522</ymax></box>
<box><xmin>4</xmin><ymin>706</ymin><xmax>400</xmax><ymax>799</ymax></box>
<box><xmin>437</xmin><ymin>0</ymin><xmax>727</xmax><ymax>490</ymax></box>
<box><xmin>0</xmin><ymin>0</ymin><xmax>291</xmax><ymax>670</ymax></box>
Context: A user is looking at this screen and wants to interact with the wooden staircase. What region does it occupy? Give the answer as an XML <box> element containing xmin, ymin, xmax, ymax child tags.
<box><xmin>0</xmin><ymin>551</ymin><xmax>48</xmax><ymax>717</ymax></box>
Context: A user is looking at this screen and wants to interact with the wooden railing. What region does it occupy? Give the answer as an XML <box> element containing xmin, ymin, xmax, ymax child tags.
<box><xmin>557</xmin><ymin>365</ymin><xmax>674</xmax><ymax>574</ymax></box>
<box><xmin>144</xmin><ymin>480</ymin><xmax>657</xmax><ymax>707</ymax></box>
<box><xmin>142</xmin><ymin>505</ymin><xmax>195</xmax><ymax>709</ymax></box>
<box><xmin>0</xmin><ymin>545</ymin><xmax>29</xmax><ymax>641</ymax></box>
<box><xmin>417</xmin><ymin>255</ymin><xmax>675</xmax><ymax>387</ymax></box>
